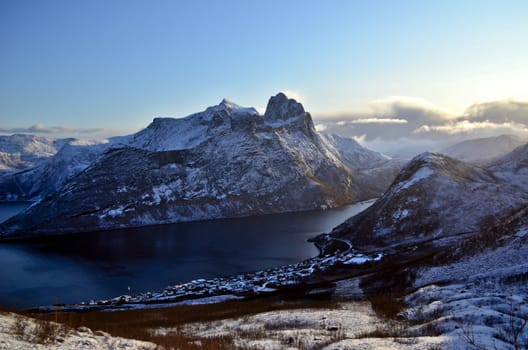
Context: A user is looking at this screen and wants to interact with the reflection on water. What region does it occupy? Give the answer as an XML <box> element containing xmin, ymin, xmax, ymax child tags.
<box><xmin>0</xmin><ymin>200</ymin><xmax>374</xmax><ymax>308</ymax></box>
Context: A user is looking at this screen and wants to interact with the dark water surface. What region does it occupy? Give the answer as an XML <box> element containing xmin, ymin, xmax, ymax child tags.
<box><xmin>0</xmin><ymin>200</ymin><xmax>373</xmax><ymax>308</ymax></box>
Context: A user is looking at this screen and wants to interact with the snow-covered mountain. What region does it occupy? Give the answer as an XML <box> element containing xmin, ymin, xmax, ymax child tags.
<box><xmin>319</xmin><ymin>133</ymin><xmax>402</xmax><ymax>198</ymax></box>
<box><xmin>0</xmin><ymin>139</ymin><xmax>126</xmax><ymax>201</ymax></box>
<box><xmin>0</xmin><ymin>134</ymin><xmax>73</xmax><ymax>173</ymax></box>
<box><xmin>314</xmin><ymin>144</ymin><xmax>528</xmax><ymax>252</ymax></box>
<box><xmin>0</xmin><ymin>93</ymin><xmax>400</xmax><ymax>238</ymax></box>
<box><xmin>440</xmin><ymin>134</ymin><xmax>525</xmax><ymax>164</ymax></box>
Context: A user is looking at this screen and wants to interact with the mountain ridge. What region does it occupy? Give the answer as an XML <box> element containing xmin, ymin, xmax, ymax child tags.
<box><xmin>313</xmin><ymin>145</ymin><xmax>528</xmax><ymax>253</ymax></box>
<box><xmin>440</xmin><ymin>134</ymin><xmax>525</xmax><ymax>164</ymax></box>
<box><xmin>0</xmin><ymin>93</ymin><xmax>400</xmax><ymax>238</ymax></box>
<box><xmin>0</xmin><ymin>134</ymin><xmax>75</xmax><ymax>173</ymax></box>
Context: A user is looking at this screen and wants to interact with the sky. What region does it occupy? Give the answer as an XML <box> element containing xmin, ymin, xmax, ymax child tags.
<box><xmin>1</xmin><ymin>0</ymin><xmax>527</xmax><ymax>153</ymax></box>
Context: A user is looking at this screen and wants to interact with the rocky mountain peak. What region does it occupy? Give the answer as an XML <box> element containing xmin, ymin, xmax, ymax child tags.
<box><xmin>264</xmin><ymin>92</ymin><xmax>306</xmax><ymax>122</ymax></box>
<box><xmin>218</xmin><ymin>98</ymin><xmax>242</xmax><ymax>111</ymax></box>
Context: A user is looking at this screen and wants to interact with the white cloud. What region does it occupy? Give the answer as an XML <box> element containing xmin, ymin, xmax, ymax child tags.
<box><xmin>349</xmin><ymin>118</ymin><xmax>408</xmax><ymax>124</ymax></box>
<box><xmin>415</xmin><ymin>120</ymin><xmax>528</xmax><ymax>136</ymax></box>
<box><xmin>312</xmin><ymin>96</ymin><xmax>528</xmax><ymax>157</ymax></box>
<box><xmin>368</xmin><ymin>96</ymin><xmax>455</xmax><ymax>119</ymax></box>
<box><xmin>463</xmin><ymin>100</ymin><xmax>528</xmax><ymax>124</ymax></box>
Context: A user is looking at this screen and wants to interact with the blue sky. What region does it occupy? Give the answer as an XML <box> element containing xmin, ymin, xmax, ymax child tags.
<box><xmin>1</xmin><ymin>0</ymin><xmax>527</xmax><ymax>137</ymax></box>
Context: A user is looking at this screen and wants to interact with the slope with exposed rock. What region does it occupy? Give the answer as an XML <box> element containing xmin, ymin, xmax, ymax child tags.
<box><xmin>0</xmin><ymin>93</ymin><xmax>400</xmax><ymax>238</ymax></box>
<box><xmin>315</xmin><ymin>145</ymin><xmax>528</xmax><ymax>252</ymax></box>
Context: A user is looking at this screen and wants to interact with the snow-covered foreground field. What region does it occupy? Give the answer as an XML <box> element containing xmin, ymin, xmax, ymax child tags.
<box><xmin>156</xmin><ymin>235</ymin><xmax>527</xmax><ymax>349</ymax></box>
<box><xmin>403</xmin><ymin>238</ymin><xmax>528</xmax><ymax>350</ymax></box>
<box><xmin>0</xmin><ymin>311</ymin><xmax>157</xmax><ymax>350</ymax></box>
<box><xmin>157</xmin><ymin>300</ymin><xmax>449</xmax><ymax>350</ymax></box>
<box><xmin>1</xmin><ymin>279</ymin><xmax>526</xmax><ymax>349</ymax></box>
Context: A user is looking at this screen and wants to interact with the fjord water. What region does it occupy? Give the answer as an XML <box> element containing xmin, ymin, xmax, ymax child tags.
<box><xmin>0</xmin><ymin>200</ymin><xmax>373</xmax><ymax>308</ymax></box>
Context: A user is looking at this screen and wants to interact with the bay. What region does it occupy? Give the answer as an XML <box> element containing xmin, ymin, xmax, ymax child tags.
<box><xmin>0</xmin><ymin>200</ymin><xmax>373</xmax><ymax>308</ymax></box>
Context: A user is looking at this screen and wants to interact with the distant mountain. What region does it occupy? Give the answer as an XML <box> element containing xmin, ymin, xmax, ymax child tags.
<box><xmin>440</xmin><ymin>134</ymin><xmax>525</xmax><ymax>164</ymax></box>
<box><xmin>0</xmin><ymin>139</ymin><xmax>115</xmax><ymax>201</ymax></box>
<box><xmin>0</xmin><ymin>93</ymin><xmax>401</xmax><ymax>238</ymax></box>
<box><xmin>0</xmin><ymin>134</ymin><xmax>73</xmax><ymax>173</ymax></box>
<box><xmin>313</xmin><ymin>145</ymin><xmax>528</xmax><ymax>253</ymax></box>
<box><xmin>319</xmin><ymin>133</ymin><xmax>402</xmax><ymax>197</ymax></box>
<box><xmin>488</xmin><ymin>142</ymin><xmax>528</xmax><ymax>174</ymax></box>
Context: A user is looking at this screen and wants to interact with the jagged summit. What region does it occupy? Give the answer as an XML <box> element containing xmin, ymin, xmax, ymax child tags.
<box><xmin>147</xmin><ymin>92</ymin><xmax>305</xmax><ymax>131</ymax></box>
<box><xmin>264</xmin><ymin>92</ymin><xmax>306</xmax><ymax>121</ymax></box>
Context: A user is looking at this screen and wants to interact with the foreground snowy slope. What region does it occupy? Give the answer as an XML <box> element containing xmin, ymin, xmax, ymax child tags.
<box><xmin>0</xmin><ymin>93</ymin><xmax>399</xmax><ymax>238</ymax></box>
<box><xmin>309</xmin><ymin>143</ymin><xmax>528</xmax><ymax>349</ymax></box>
<box><xmin>0</xmin><ymin>312</ymin><xmax>157</xmax><ymax>350</ymax></box>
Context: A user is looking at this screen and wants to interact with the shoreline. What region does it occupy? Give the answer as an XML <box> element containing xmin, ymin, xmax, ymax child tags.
<box><xmin>30</xmin><ymin>242</ymin><xmax>383</xmax><ymax>313</ymax></box>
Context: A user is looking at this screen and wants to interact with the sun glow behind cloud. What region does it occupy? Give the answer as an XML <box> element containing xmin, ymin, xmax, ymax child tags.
<box><xmin>368</xmin><ymin>96</ymin><xmax>456</xmax><ymax>118</ymax></box>
<box><xmin>415</xmin><ymin>120</ymin><xmax>528</xmax><ymax>136</ymax></box>
<box><xmin>313</xmin><ymin>95</ymin><xmax>528</xmax><ymax>157</ymax></box>
<box><xmin>349</xmin><ymin>118</ymin><xmax>408</xmax><ymax>124</ymax></box>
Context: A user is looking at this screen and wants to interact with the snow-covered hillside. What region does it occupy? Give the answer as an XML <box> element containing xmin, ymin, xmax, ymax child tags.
<box><xmin>0</xmin><ymin>140</ymin><xmax>115</xmax><ymax>201</ymax></box>
<box><xmin>0</xmin><ymin>134</ymin><xmax>73</xmax><ymax>173</ymax></box>
<box><xmin>319</xmin><ymin>133</ymin><xmax>402</xmax><ymax>198</ymax></box>
<box><xmin>441</xmin><ymin>134</ymin><xmax>525</xmax><ymax>164</ymax></box>
<box><xmin>0</xmin><ymin>312</ymin><xmax>157</xmax><ymax>350</ymax></box>
<box><xmin>316</xmin><ymin>147</ymin><xmax>528</xmax><ymax>251</ymax></box>
<box><xmin>0</xmin><ymin>93</ymin><xmax>400</xmax><ymax>238</ymax></box>
<box><xmin>307</xmin><ymin>142</ymin><xmax>528</xmax><ymax>349</ymax></box>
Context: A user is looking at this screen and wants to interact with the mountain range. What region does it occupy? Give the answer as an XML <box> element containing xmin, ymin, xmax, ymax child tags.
<box><xmin>440</xmin><ymin>134</ymin><xmax>525</xmax><ymax>164</ymax></box>
<box><xmin>0</xmin><ymin>93</ymin><xmax>401</xmax><ymax>238</ymax></box>
<box><xmin>0</xmin><ymin>134</ymin><xmax>74</xmax><ymax>174</ymax></box>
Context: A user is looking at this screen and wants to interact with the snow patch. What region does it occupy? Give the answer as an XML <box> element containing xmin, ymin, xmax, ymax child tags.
<box><xmin>397</xmin><ymin>167</ymin><xmax>434</xmax><ymax>191</ymax></box>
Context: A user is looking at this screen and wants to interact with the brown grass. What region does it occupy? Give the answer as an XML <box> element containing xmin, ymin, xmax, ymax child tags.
<box><xmin>355</xmin><ymin>320</ymin><xmax>407</xmax><ymax>339</ymax></box>
<box><xmin>367</xmin><ymin>294</ymin><xmax>405</xmax><ymax>319</ymax></box>
<box><xmin>27</xmin><ymin>297</ymin><xmax>339</xmax><ymax>349</ymax></box>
